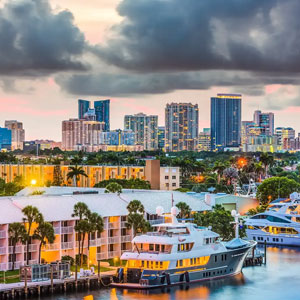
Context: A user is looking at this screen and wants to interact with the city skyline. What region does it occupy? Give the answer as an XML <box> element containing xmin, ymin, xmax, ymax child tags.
<box><xmin>1</xmin><ymin>0</ymin><xmax>300</xmax><ymax>140</ymax></box>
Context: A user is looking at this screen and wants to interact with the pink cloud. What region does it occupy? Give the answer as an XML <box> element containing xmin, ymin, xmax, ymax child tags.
<box><xmin>114</xmin><ymin>98</ymin><xmax>157</xmax><ymax>114</ymax></box>
<box><xmin>265</xmin><ymin>84</ymin><xmax>282</xmax><ymax>94</ymax></box>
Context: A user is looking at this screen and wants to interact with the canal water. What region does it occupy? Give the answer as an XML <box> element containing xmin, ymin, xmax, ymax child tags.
<box><xmin>38</xmin><ymin>246</ymin><xmax>300</xmax><ymax>300</ymax></box>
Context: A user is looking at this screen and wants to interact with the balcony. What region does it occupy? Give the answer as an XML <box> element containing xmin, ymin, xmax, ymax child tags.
<box><xmin>107</xmin><ymin>251</ymin><xmax>120</xmax><ymax>259</ymax></box>
<box><xmin>0</xmin><ymin>246</ymin><xmax>6</xmax><ymax>255</ymax></box>
<box><xmin>54</xmin><ymin>227</ymin><xmax>60</xmax><ymax>235</ymax></box>
<box><xmin>29</xmin><ymin>259</ymin><xmax>38</xmax><ymax>265</ymax></box>
<box><xmin>61</xmin><ymin>226</ymin><xmax>74</xmax><ymax>234</ymax></box>
<box><xmin>0</xmin><ymin>230</ymin><xmax>6</xmax><ymax>239</ymax></box>
<box><xmin>121</xmin><ymin>221</ymin><xmax>127</xmax><ymax>228</ymax></box>
<box><xmin>8</xmin><ymin>245</ymin><xmax>23</xmax><ymax>254</ymax></box>
<box><xmin>43</xmin><ymin>243</ymin><xmax>60</xmax><ymax>251</ymax></box>
<box><xmin>108</xmin><ymin>222</ymin><xmax>119</xmax><ymax>229</ymax></box>
<box><xmin>121</xmin><ymin>235</ymin><xmax>132</xmax><ymax>243</ymax></box>
<box><xmin>61</xmin><ymin>242</ymin><xmax>74</xmax><ymax>250</ymax></box>
<box><xmin>24</xmin><ymin>244</ymin><xmax>38</xmax><ymax>252</ymax></box>
<box><xmin>8</xmin><ymin>261</ymin><xmax>23</xmax><ymax>270</ymax></box>
<box><xmin>89</xmin><ymin>237</ymin><xmax>108</xmax><ymax>247</ymax></box>
<box><xmin>108</xmin><ymin>236</ymin><xmax>120</xmax><ymax>244</ymax></box>
<box><xmin>0</xmin><ymin>263</ymin><xmax>7</xmax><ymax>271</ymax></box>
<box><xmin>96</xmin><ymin>253</ymin><xmax>108</xmax><ymax>260</ymax></box>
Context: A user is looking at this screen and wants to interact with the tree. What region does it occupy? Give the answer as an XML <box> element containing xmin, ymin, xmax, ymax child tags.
<box><xmin>75</xmin><ymin>219</ymin><xmax>90</xmax><ymax>267</ymax></box>
<box><xmin>247</xmin><ymin>205</ymin><xmax>268</xmax><ymax>216</ymax></box>
<box><xmin>126</xmin><ymin>200</ymin><xmax>150</xmax><ymax>236</ymax></box>
<box><xmin>8</xmin><ymin>223</ymin><xmax>26</xmax><ymax>270</ymax></box>
<box><xmin>257</xmin><ymin>177</ymin><xmax>300</xmax><ymax>205</ymax></box>
<box><xmin>213</xmin><ymin>161</ymin><xmax>227</xmax><ymax>183</ymax></box>
<box><xmin>104</xmin><ymin>182</ymin><xmax>122</xmax><ymax>194</ymax></box>
<box><xmin>33</xmin><ymin>222</ymin><xmax>55</xmax><ymax>264</ymax></box>
<box><xmin>176</xmin><ymin>202</ymin><xmax>191</xmax><ymax>219</ymax></box>
<box><xmin>53</xmin><ymin>165</ymin><xmax>63</xmax><ymax>186</ymax></box>
<box><xmin>260</xmin><ymin>153</ymin><xmax>274</xmax><ymax>177</ymax></box>
<box><xmin>22</xmin><ymin>206</ymin><xmax>44</xmax><ymax>265</ymax></box>
<box><xmin>67</xmin><ymin>166</ymin><xmax>88</xmax><ymax>187</ymax></box>
<box><xmin>223</xmin><ymin>167</ymin><xmax>238</xmax><ymax>185</ymax></box>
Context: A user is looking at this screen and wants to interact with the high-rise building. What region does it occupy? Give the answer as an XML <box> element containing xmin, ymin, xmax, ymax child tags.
<box><xmin>211</xmin><ymin>94</ymin><xmax>241</xmax><ymax>151</ymax></box>
<box><xmin>78</xmin><ymin>99</ymin><xmax>90</xmax><ymax>119</ymax></box>
<box><xmin>0</xmin><ymin>128</ymin><xmax>12</xmax><ymax>151</ymax></box>
<box><xmin>165</xmin><ymin>103</ymin><xmax>199</xmax><ymax>152</ymax></box>
<box><xmin>4</xmin><ymin>120</ymin><xmax>25</xmax><ymax>150</ymax></box>
<box><xmin>198</xmin><ymin>128</ymin><xmax>211</xmax><ymax>151</ymax></box>
<box><xmin>94</xmin><ymin>100</ymin><xmax>110</xmax><ymax>131</ymax></box>
<box><xmin>253</xmin><ymin>110</ymin><xmax>274</xmax><ymax>136</ymax></box>
<box><xmin>275</xmin><ymin>127</ymin><xmax>295</xmax><ymax>146</ymax></box>
<box><xmin>62</xmin><ymin>119</ymin><xmax>105</xmax><ymax>151</ymax></box>
<box><xmin>78</xmin><ymin>99</ymin><xmax>110</xmax><ymax>131</ymax></box>
<box><xmin>99</xmin><ymin>129</ymin><xmax>135</xmax><ymax>146</ymax></box>
<box><xmin>158</xmin><ymin>126</ymin><xmax>165</xmax><ymax>151</ymax></box>
<box><xmin>124</xmin><ymin>113</ymin><xmax>158</xmax><ymax>150</ymax></box>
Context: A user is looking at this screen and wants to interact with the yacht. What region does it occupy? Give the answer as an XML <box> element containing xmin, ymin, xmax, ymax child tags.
<box><xmin>245</xmin><ymin>192</ymin><xmax>300</xmax><ymax>246</ymax></box>
<box><xmin>111</xmin><ymin>207</ymin><xmax>256</xmax><ymax>289</ymax></box>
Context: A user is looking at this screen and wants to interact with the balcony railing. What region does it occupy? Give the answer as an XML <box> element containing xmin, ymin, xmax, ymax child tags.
<box><xmin>61</xmin><ymin>242</ymin><xmax>74</xmax><ymax>250</ymax></box>
<box><xmin>121</xmin><ymin>235</ymin><xmax>132</xmax><ymax>243</ymax></box>
<box><xmin>108</xmin><ymin>236</ymin><xmax>120</xmax><ymax>244</ymax></box>
<box><xmin>29</xmin><ymin>259</ymin><xmax>38</xmax><ymax>265</ymax></box>
<box><xmin>8</xmin><ymin>261</ymin><xmax>23</xmax><ymax>270</ymax></box>
<box><xmin>8</xmin><ymin>245</ymin><xmax>23</xmax><ymax>254</ymax></box>
<box><xmin>54</xmin><ymin>227</ymin><xmax>60</xmax><ymax>235</ymax></box>
<box><xmin>96</xmin><ymin>253</ymin><xmax>108</xmax><ymax>260</ymax></box>
<box><xmin>24</xmin><ymin>244</ymin><xmax>38</xmax><ymax>252</ymax></box>
<box><xmin>0</xmin><ymin>246</ymin><xmax>6</xmax><ymax>255</ymax></box>
<box><xmin>121</xmin><ymin>221</ymin><xmax>127</xmax><ymax>228</ymax></box>
<box><xmin>0</xmin><ymin>230</ymin><xmax>6</xmax><ymax>239</ymax></box>
<box><xmin>43</xmin><ymin>243</ymin><xmax>60</xmax><ymax>251</ymax></box>
<box><xmin>108</xmin><ymin>222</ymin><xmax>119</xmax><ymax>229</ymax></box>
<box><xmin>107</xmin><ymin>251</ymin><xmax>120</xmax><ymax>258</ymax></box>
<box><xmin>0</xmin><ymin>263</ymin><xmax>7</xmax><ymax>271</ymax></box>
<box><xmin>89</xmin><ymin>238</ymin><xmax>108</xmax><ymax>247</ymax></box>
<box><xmin>61</xmin><ymin>226</ymin><xmax>74</xmax><ymax>234</ymax></box>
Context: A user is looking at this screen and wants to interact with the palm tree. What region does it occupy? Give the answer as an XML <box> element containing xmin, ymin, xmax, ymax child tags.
<box><xmin>254</xmin><ymin>162</ymin><xmax>264</xmax><ymax>182</ymax></box>
<box><xmin>213</xmin><ymin>161</ymin><xmax>227</xmax><ymax>183</ymax></box>
<box><xmin>22</xmin><ymin>206</ymin><xmax>44</xmax><ymax>265</ymax></box>
<box><xmin>104</xmin><ymin>182</ymin><xmax>122</xmax><ymax>194</ymax></box>
<box><xmin>75</xmin><ymin>219</ymin><xmax>90</xmax><ymax>266</ymax></box>
<box><xmin>176</xmin><ymin>202</ymin><xmax>191</xmax><ymax>219</ymax></box>
<box><xmin>33</xmin><ymin>222</ymin><xmax>55</xmax><ymax>264</ymax></box>
<box><xmin>8</xmin><ymin>223</ymin><xmax>26</xmax><ymax>270</ymax></box>
<box><xmin>223</xmin><ymin>167</ymin><xmax>238</xmax><ymax>186</ymax></box>
<box><xmin>67</xmin><ymin>166</ymin><xmax>88</xmax><ymax>187</ymax></box>
<box><xmin>260</xmin><ymin>153</ymin><xmax>274</xmax><ymax>177</ymax></box>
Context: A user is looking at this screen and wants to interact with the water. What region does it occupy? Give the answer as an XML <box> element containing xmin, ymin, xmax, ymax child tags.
<box><xmin>38</xmin><ymin>246</ymin><xmax>300</xmax><ymax>300</ymax></box>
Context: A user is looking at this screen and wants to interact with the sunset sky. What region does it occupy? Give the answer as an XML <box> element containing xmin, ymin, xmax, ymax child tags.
<box><xmin>1</xmin><ymin>0</ymin><xmax>300</xmax><ymax>140</ymax></box>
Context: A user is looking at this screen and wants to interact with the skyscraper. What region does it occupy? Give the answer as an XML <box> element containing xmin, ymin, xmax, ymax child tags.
<box><xmin>4</xmin><ymin>120</ymin><xmax>25</xmax><ymax>150</ymax></box>
<box><xmin>165</xmin><ymin>103</ymin><xmax>199</xmax><ymax>152</ymax></box>
<box><xmin>124</xmin><ymin>113</ymin><xmax>158</xmax><ymax>150</ymax></box>
<box><xmin>158</xmin><ymin>126</ymin><xmax>166</xmax><ymax>151</ymax></box>
<box><xmin>94</xmin><ymin>100</ymin><xmax>110</xmax><ymax>131</ymax></box>
<box><xmin>78</xmin><ymin>99</ymin><xmax>90</xmax><ymax>119</ymax></box>
<box><xmin>211</xmin><ymin>94</ymin><xmax>241</xmax><ymax>150</ymax></box>
<box><xmin>253</xmin><ymin>110</ymin><xmax>274</xmax><ymax>136</ymax></box>
<box><xmin>0</xmin><ymin>128</ymin><xmax>12</xmax><ymax>151</ymax></box>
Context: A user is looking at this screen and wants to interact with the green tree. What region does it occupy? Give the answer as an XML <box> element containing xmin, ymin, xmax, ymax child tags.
<box><xmin>8</xmin><ymin>223</ymin><xmax>26</xmax><ymax>270</ymax></box>
<box><xmin>223</xmin><ymin>167</ymin><xmax>238</xmax><ymax>185</ymax></box>
<box><xmin>22</xmin><ymin>206</ymin><xmax>44</xmax><ymax>265</ymax></box>
<box><xmin>260</xmin><ymin>153</ymin><xmax>274</xmax><ymax>177</ymax></box>
<box><xmin>67</xmin><ymin>166</ymin><xmax>88</xmax><ymax>187</ymax></box>
<box><xmin>257</xmin><ymin>177</ymin><xmax>300</xmax><ymax>205</ymax></box>
<box><xmin>53</xmin><ymin>165</ymin><xmax>63</xmax><ymax>186</ymax></box>
<box><xmin>213</xmin><ymin>161</ymin><xmax>227</xmax><ymax>183</ymax></box>
<box><xmin>126</xmin><ymin>200</ymin><xmax>150</xmax><ymax>236</ymax></box>
<box><xmin>33</xmin><ymin>222</ymin><xmax>55</xmax><ymax>264</ymax></box>
<box><xmin>176</xmin><ymin>202</ymin><xmax>192</xmax><ymax>219</ymax></box>
<box><xmin>247</xmin><ymin>205</ymin><xmax>268</xmax><ymax>216</ymax></box>
<box><xmin>75</xmin><ymin>219</ymin><xmax>90</xmax><ymax>267</ymax></box>
<box><xmin>104</xmin><ymin>182</ymin><xmax>122</xmax><ymax>194</ymax></box>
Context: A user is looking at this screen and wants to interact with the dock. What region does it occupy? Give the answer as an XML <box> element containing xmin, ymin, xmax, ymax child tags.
<box><xmin>243</xmin><ymin>246</ymin><xmax>265</xmax><ymax>267</ymax></box>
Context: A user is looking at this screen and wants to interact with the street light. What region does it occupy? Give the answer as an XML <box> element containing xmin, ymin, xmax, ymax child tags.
<box><xmin>31</xmin><ymin>179</ymin><xmax>37</xmax><ymax>186</ymax></box>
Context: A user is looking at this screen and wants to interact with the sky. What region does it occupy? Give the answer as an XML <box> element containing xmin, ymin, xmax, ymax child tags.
<box><xmin>1</xmin><ymin>0</ymin><xmax>300</xmax><ymax>140</ymax></box>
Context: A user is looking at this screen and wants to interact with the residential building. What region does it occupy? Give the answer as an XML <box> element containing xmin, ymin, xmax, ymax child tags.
<box><xmin>198</xmin><ymin>128</ymin><xmax>211</xmax><ymax>151</ymax></box>
<box><xmin>243</xmin><ymin>135</ymin><xmax>281</xmax><ymax>153</ymax></box>
<box><xmin>124</xmin><ymin>113</ymin><xmax>158</xmax><ymax>150</ymax></box>
<box><xmin>241</xmin><ymin>121</ymin><xmax>255</xmax><ymax>146</ymax></box>
<box><xmin>253</xmin><ymin>110</ymin><xmax>274</xmax><ymax>136</ymax></box>
<box><xmin>158</xmin><ymin>126</ymin><xmax>165</xmax><ymax>151</ymax></box>
<box><xmin>33</xmin><ymin>140</ymin><xmax>62</xmax><ymax>150</ymax></box>
<box><xmin>99</xmin><ymin>129</ymin><xmax>135</xmax><ymax>146</ymax></box>
<box><xmin>160</xmin><ymin>167</ymin><xmax>181</xmax><ymax>190</ymax></box>
<box><xmin>0</xmin><ymin>128</ymin><xmax>11</xmax><ymax>151</ymax></box>
<box><xmin>165</xmin><ymin>103</ymin><xmax>199</xmax><ymax>152</ymax></box>
<box><xmin>211</xmin><ymin>94</ymin><xmax>241</xmax><ymax>151</ymax></box>
<box><xmin>275</xmin><ymin>127</ymin><xmax>295</xmax><ymax>146</ymax></box>
<box><xmin>62</xmin><ymin>119</ymin><xmax>105</xmax><ymax>151</ymax></box>
<box><xmin>4</xmin><ymin>121</ymin><xmax>25</xmax><ymax>150</ymax></box>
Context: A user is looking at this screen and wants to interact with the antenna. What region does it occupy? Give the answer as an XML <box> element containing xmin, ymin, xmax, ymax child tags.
<box><xmin>231</xmin><ymin>210</ymin><xmax>240</xmax><ymax>239</ymax></box>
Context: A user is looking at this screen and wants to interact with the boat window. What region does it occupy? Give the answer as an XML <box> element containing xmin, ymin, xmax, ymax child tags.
<box><xmin>155</xmin><ymin>244</ymin><xmax>160</xmax><ymax>252</ymax></box>
<box><xmin>250</xmin><ymin>215</ymin><xmax>267</xmax><ymax>219</ymax></box>
<box><xmin>266</xmin><ymin>216</ymin><xmax>291</xmax><ymax>223</ymax></box>
<box><xmin>177</xmin><ymin>243</ymin><xmax>194</xmax><ymax>252</ymax></box>
<box><xmin>149</xmin><ymin>244</ymin><xmax>154</xmax><ymax>251</ymax></box>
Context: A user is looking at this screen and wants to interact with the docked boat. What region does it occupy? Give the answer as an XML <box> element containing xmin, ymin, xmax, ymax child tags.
<box><xmin>111</xmin><ymin>207</ymin><xmax>256</xmax><ymax>289</ymax></box>
<box><xmin>245</xmin><ymin>192</ymin><xmax>300</xmax><ymax>246</ymax></box>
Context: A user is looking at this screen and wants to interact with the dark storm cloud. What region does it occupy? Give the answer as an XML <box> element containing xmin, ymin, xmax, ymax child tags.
<box><xmin>94</xmin><ymin>0</ymin><xmax>300</xmax><ymax>73</ymax></box>
<box><xmin>0</xmin><ymin>0</ymin><xmax>87</xmax><ymax>76</ymax></box>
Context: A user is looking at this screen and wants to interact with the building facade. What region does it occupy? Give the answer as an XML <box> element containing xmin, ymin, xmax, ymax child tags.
<box><xmin>158</xmin><ymin>126</ymin><xmax>165</xmax><ymax>151</ymax></box>
<box><xmin>198</xmin><ymin>129</ymin><xmax>211</xmax><ymax>151</ymax></box>
<box><xmin>253</xmin><ymin>110</ymin><xmax>274</xmax><ymax>136</ymax></box>
<box><xmin>4</xmin><ymin>121</ymin><xmax>25</xmax><ymax>150</ymax></box>
<box><xmin>211</xmin><ymin>94</ymin><xmax>241</xmax><ymax>151</ymax></box>
<box><xmin>165</xmin><ymin>103</ymin><xmax>199</xmax><ymax>152</ymax></box>
<box><xmin>243</xmin><ymin>135</ymin><xmax>281</xmax><ymax>153</ymax></box>
<box><xmin>94</xmin><ymin>100</ymin><xmax>110</xmax><ymax>131</ymax></box>
<box><xmin>275</xmin><ymin>127</ymin><xmax>295</xmax><ymax>146</ymax></box>
<box><xmin>0</xmin><ymin>128</ymin><xmax>12</xmax><ymax>151</ymax></box>
<box><xmin>124</xmin><ymin>113</ymin><xmax>158</xmax><ymax>150</ymax></box>
<box><xmin>99</xmin><ymin>129</ymin><xmax>135</xmax><ymax>146</ymax></box>
<box><xmin>78</xmin><ymin>99</ymin><xmax>90</xmax><ymax>120</ymax></box>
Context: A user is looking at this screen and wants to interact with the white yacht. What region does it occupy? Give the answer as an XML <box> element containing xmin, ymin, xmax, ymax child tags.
<box><xmin>111</xmin><ymin>207</ymin><xmax>256</xmax><ymax>289</ymax></box>
<box><xmin>245</xmin><ymin>192</ymin><xmax>300</xmax><ymax>246</ymax></box>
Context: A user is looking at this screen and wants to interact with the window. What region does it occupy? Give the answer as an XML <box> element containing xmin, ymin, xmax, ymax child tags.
<box><xmin>165</xmin><ymin>176</ymin><xmax>169</xmax><ymax>180</ymax></box>
<box><xmin>155</xmin><ymin>244</ymin><xmax>160</xmax><ymax>252</ymax></box>
<box><xmin>149</xmin><ymin>244</ymin><xmax>154</xmax><ymax>251</ymax></box>
<box><xmin>172</xmin><ymin>176</ymin><xmax>176</xmax><ymax>179</ymax></box>
<box><xmin>172</xmin><ymin>183</ymin><xmax>176</xmax><ymax>187</ymax></box>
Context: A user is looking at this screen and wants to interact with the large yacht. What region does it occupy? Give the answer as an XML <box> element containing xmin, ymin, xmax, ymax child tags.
<box><xmin>245</xmin><ymin>192</ymin><xmax>300</xmax><ymax>246</ymax></box>
<box><xmin>111</xmin><ymin>207</ymin><xmax>256</xmax><ymax>289</ymax></box>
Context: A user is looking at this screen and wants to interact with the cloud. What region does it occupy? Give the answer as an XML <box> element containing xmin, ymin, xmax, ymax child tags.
<box><xmin>93</xmin><ymin>0</ymin><xmax>300</xmax><ymax>73</ymax></box>
<box><xmin>0</xmin><ymin>0</ymin><xmax>88</xmax><ymax>76</ymax></box>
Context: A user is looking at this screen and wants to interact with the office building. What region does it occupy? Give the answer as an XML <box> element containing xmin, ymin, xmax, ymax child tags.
<box><xmin>275</xmin><ymin>127</ymin><xmax>295</xmax><ymax>146</ymax></box>
<box><xmin>253</xmin><ymin>110</ymin><xmax>274</xmax><ymax>136</ymax></box>
<box><xmin>198</xmin><ymin>128</ymin><xmax>211</xmax><ymax>151</ymax></box>
<box><xmin>99</xmin><ymin>129</ymin><xmax>135</xmax><ymax>146</ymax></box>
<box><xmin>78</xmin><ymin>99</ymin><xmax>110</xmax><ymax>131</ymax></box>
<box><xmin>124</xmin><ymin>113</ymin><xmax>158</xmax><ymax>150</ymax></box>
<box><xmin>4</xmin><ymin>120</ymin><xmax>25</xmax><ymax>150</ymax></box>
<box><xmin>158</xmin><ymin>126</ymin><xmax>165</xmax><ymax>151</ymax></box>
<box><xmin>165</xmin><ymin>103</ymin><xmax>199</xmax><ymax>152</ymax></box>
<box><xmin>243</xmin><ymin>135</ymin><xmax>281</xmax><ymax>153</ymax></box>
<box><xmin>211</xmin><ymin>94</ymin><xmax>241</xmax><ymax>151</ymax></box>
<box><xmin>0</xmin><ymin>128</ymin><xmax>12</xmax><ymax>151</ymax></box>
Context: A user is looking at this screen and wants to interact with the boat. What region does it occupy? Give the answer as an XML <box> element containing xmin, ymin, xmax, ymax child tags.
<box><xmin>245</xmin><ymin>192</ymin><xmax>300</xmax><ymax>246</ymax></box>
<box><xmin>111</xmin><ymin>207</ymin><xmax>256</xmax><ymax>289</ymax></box>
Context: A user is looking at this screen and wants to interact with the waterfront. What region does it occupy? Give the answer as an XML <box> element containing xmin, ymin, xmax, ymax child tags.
<box><xmin>35</xmin><ymin>246</ymin><xmax>300</xmax><ymax>300</ymax></box>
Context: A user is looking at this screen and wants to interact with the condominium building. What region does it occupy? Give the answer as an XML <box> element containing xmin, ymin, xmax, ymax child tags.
<box><xmin>243</xmin><ymin>135</ymin><xmax>281</xmax><ymax>153</ymax></box>
<box><xmin>158</xmin><ymin>126</ymin><xmax>165</xmax><ymax>151</ymax></box>
<box><xmin>198</xmin><ymin>128</ymin><xmax>211</xmax><ymax>151</ymax></box>
<box><xmin>275</xmin><ymin>127</ymin><xmax>295</xmax><ymax>146</ymax></box>
<box><xmin>124</xmin><ymin>113</ymin><xmax>158</xmax><ymax>150</ymax></box>
<box><xmin>62</xmin><ymin>119</ymin><xmax>105</xmax><ymax>151</ymax></box>
<box><xmin>211</xmin><ymin>94</ymin><xmax>241</xmax><ymax>151</ymax></box>
<box><xmin>253</xmin><ymin>110</ymin><xmax>274</xmax><ymax>136</ymax></box>
<box><xmin>99</xmin><ymin>129</ymin><xmax>135</xmax><ymax>146</ymax></box>
<box><xmin>0</xmin><ymin>128</ymin><xmax>12</xmax><ymax>151</ymax></box>
<box><xmin>4</xmin><ymin>121</ymin><xmax>25</xmax><ymax>150</ymax></box>
<box><xmin>165</xmin><ymin>103</ymin><xmax>199</xmax><ymax>152</ymax></box>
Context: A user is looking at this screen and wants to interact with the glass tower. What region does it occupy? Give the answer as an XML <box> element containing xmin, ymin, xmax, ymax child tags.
<box><xmin>78</xmin><ymin>99</ymin><xmax>90</xmax><ymax>119</ymax></box>
<box><xmin>211</xmin><ymin>94</ymin><xmax>241</xmax><ymax>151</ymax></box>
<box><xmin>0</xmin><ymin>128</ymin><xmax>12</xmax><ymax>150</ymax></box>
<box><xmin>94</xmin><ymin>100</ymin><xmax>110</xmax><ymax>131</ymax></box>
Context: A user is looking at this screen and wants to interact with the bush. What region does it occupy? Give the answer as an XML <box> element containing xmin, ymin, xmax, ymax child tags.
<box><xmin>62</xmin><ymin>255</ymin><xmax>74</xmax><ymax>266</ymax></box>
